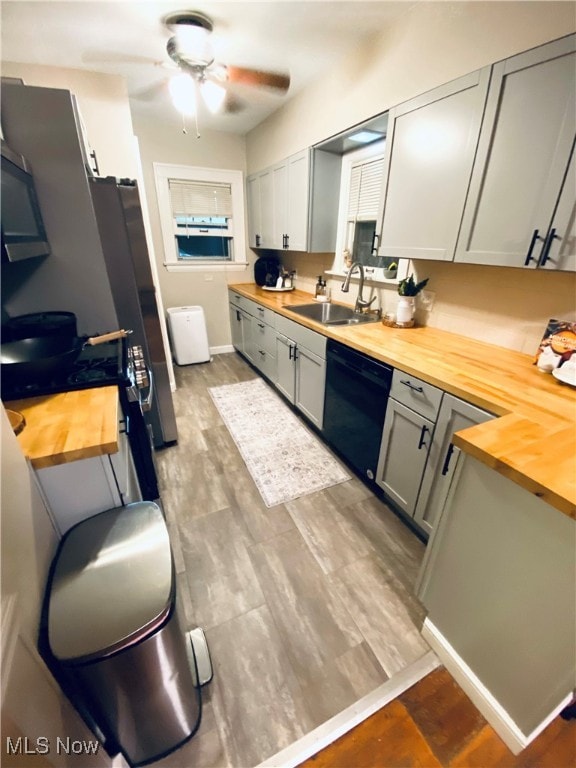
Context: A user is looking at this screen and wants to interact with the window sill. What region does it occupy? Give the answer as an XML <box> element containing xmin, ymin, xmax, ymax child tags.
<box><xmin>325</xmin><ymin>269</ymin><xmax>400</xmax><ymax>286</ymax></box>
<box><xmin>164</xmin><ymin>261</ymin><xmax>250</xmax><ymax>273</ymax></box>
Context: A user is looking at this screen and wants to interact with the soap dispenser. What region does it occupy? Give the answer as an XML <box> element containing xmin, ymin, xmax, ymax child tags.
<box><xmin>315</xmin><ymin>276</ymin><xmax>328</xmax><ymax>302</ymax></box>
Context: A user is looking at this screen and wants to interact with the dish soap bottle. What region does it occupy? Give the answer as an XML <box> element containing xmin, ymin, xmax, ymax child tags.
<box><xmin>315</xmin><ymin>276</ymin><xmax>328</xmax><ymax>302</ymax></box>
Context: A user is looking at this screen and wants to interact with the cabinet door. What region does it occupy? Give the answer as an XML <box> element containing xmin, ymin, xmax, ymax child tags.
<box><xmin>538</xmin><ymin>145</ymin><xmax>576</xmax><ymax>272</ymax></box>
<box><xmin>377</xmin><ymin>68</ymin><xmax>491</xmax><ymax>261</ymax></box>
<box><xmin>35</xmin><ymin>456</ymin><xmax>122</xmax><ymax>536</ymax></box>
<box><xmin>241</xmin><ymin>310</ymin><xmax>255</xmax><ymax>364</ymax></box>
<box><xmin>229</xmin><ymin>303</ymin><xmax>244</xmax><ymax>351</ymax></box>
<box><xmin>259</xmin><ymin>168</ymin><xmax>275</xmax><ymax>248</ymax></box>
<box><xmin>272</xmin><ymin>160</ymin><xmax>288</xmax><ymax>249</ymax></box>
<box><xmin>455</xmin><ymin>35</ymin><xmax>576</xmax><ymax>268</ymax></box>
<box><xmin>295</xmin><ymin>345</ymin><xmax>326</xmax><ymax>429</ymax></box>
<box><xmin>376</xmin><ymin>399</ymin><xmax>434</xmax><ymax>515</ymax></box>
<box><xmin>275</xmin><ymin>332</ymin><xmax>296</xmax><ymax>403</ymax></box>
<box><xmin>286</xmin><ymin>150</ymin><xmax>310</xmax><ymax>251</ymax></box>
<box><xmin>246</xmin><ymin>173</ymin><xmax>262</xmax><ymax>248</ymax></box>
<box><xmin>413</xmin><ymin>395</ymin><xmax>494</xmax><ymax>537</ymax></box>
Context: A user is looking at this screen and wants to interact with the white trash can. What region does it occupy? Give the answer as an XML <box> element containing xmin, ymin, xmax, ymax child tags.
<box><xmin>167</xmin><ymin>306</ymin><xmax>210</xmax><ymax>365</ymax></box>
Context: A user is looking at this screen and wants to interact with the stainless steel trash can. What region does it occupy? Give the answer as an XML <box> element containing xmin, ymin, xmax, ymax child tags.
<box><xmin>167</xmin><ymin>306</ymin><xmax>210</xmax><ymax>365</ymax></box>
<box><xmin>39</xmin><ymin>502</ymin><xmax>202</xmax><ymax>767</ymax></box>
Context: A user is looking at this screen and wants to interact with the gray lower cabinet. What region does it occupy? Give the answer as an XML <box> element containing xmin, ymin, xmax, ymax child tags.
<box><xmin>376</xmin><ymin>371</ymin><xmax>494</xmax><ymax>539</ymax></box>
<box><xmin>228</xmin><ymin>302</ymin><xmax>255</xmax><ymax>364</ymax></box>
<box><xmin>229</xmin><ymin>293</ymin><xmax>276</xmax><ymax>379</ymax></box>
<box><xmin>275</xmin><ymin>314</ymin><xmax>326</xmax><ymax>429</ymax></box>
<box><xmin>33</xmin><ymin>413</ymin><xmax>141</xmax><ymax>537</ymax></box>
<box><xmin>376</xmin><ymin>398</ymin><xmax>436</xmax><ymax>514</ymax></box>
<box><xmin>455</xmin><ymin>35</ymin><xmax>576</xmax><ymax>270</ymax></box>
<box><xmin>413</xmin><ymin>394</ymin><xmax>494</xmax><ymax>536</ymax></box>
<box><xmin>376</xmin><ymin>371</ymin><xmax>443</xmax><ymax>516</ymax></box>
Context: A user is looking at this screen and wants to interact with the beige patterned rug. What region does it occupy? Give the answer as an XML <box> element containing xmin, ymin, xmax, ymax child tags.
<box><xmin>209</xmin><ymin>378</ymin><xmax>350</xmax><ymax>507</ymax></box>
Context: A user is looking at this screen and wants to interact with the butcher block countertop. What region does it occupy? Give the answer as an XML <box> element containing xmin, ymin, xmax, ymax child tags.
<box><xmin>231</xmin><ymin>284</ymin><xmax>576</xmax><ymax>519</ymax></box>
<box><xmin>4</xmin><ymin>386</ymin><xmax>119</xmax><ymax>469</ymax></box>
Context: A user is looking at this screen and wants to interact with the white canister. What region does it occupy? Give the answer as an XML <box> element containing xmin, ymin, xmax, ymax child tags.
<box><xmin>396</xmin><ymin>296</ymin><xmax>416</xmax><ymax>325</ymax></box>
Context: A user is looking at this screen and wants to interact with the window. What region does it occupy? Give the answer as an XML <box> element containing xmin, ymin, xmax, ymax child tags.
<box><xmin>154</xmin><ymin>163</ymin><xmax>247</xmax><ymax>271</ymax></box>
<box><xmin>331</xmin><ymin>142</ymin><xmax>407</xmax><ymax>283</ymax></box>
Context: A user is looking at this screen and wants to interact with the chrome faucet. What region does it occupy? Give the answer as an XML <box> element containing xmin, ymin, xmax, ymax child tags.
<box><xmin>341</xmin><ymin>261</ymin><xmax>377</xmax><ymax>313</ymax></box>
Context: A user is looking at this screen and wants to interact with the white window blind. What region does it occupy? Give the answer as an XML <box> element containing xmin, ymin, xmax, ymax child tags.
<box><xmin>347</xmin><ymin>157</ymin><xmax>384</xmax><ymax>221</ymax></box>
<box><xmin>169</xmin><ymin>179</ymin><xmax>233</xmax><ymax>218</ymax></box>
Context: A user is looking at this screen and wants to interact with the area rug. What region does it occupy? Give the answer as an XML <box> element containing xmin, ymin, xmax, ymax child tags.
<box><xmin>209</xmin><ymin>378</ymin><xmax>350</xmax><ymax>507</ymax></box>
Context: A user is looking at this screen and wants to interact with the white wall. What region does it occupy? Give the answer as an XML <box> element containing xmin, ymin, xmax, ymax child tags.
<box><xmin>1</xmin><ymin>62</ymin><xmax>138</xmax><ymax>179</ymax></box>
<box><xmin>131</xmin><ymin>110</ymin><xmax>250</xmax><ymax>352</ymax></box>
<box><xmin>246</xmin><ymin>1</ymin><xmax>576</xmax><ymax>353</ymax></box>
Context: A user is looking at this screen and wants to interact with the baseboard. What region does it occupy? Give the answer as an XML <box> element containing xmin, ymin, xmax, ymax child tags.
<box><xmin>210</xmin><ymin>345</ymin><xmax>234</xmax><ymax>355</ymax></box>
<box><xmin>255</xmin><ymin>650</ymin><xmax>440</xmax><ymax>768</ymax></box>
<box><xmin>421</xmin><ymin>618</ymin><xmax>572</xmax><ymax>755</ymax></box>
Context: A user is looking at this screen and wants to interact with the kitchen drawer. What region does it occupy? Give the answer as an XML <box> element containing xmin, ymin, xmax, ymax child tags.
<box><xmin>229</xmin><ymin>290</ymin><xmax>250</xmax><ymax>313</ymax></box>
<box><xmin>247</xmin><ymin>299</ymin><xmax>276</xmax><ymax>328</ymax></box>
<box><xmin>275</xmin><ymin>314</ymin><xmax>327</xmax><ymax>359</ymax></box>
<box><xmin>254</xmin><ymin>347</ymin><xmax>277</xmax><ymax>382</ymax></box>
<box><xmin>253</xmin><ymin>317</ymin><xmax>276</xmax><ymax>357</ymax></box>
<box><xmin>390</xmin><ymin>369</ymin><xmax>443</xmax><ymax>421</ymax></box>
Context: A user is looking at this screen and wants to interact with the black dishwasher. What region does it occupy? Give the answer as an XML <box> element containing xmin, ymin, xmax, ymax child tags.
<box><xmin>323</xmin><ymin>339</ymin><xmax>393</xmax><ymax>483</ymax></box>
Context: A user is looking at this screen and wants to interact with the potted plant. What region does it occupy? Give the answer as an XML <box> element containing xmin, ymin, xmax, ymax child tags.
<box><xmin>383</xmin><ymin>261</ymin><xmax>398</xmax><ymax>279</ymax></box>
<box><xmin>396</xmin><ymin>273</ymin><xmax>429</xmax><ymax>325</ymax></box>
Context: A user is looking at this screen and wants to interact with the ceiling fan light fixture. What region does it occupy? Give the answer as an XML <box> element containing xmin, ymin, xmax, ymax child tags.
<box><xmin>173</xmin><ymin>21</ymin><xmax>214</xmax><ymax>65</ymax></box>
<box><xmin>169</xmin><ymin>72</ymin><xmax>197</xmax><ymax>116</ymax></box>
<box><xmin>201</xmin><ymin>80</ymin><xmax>226</xmax><ymax>113</ymax></box>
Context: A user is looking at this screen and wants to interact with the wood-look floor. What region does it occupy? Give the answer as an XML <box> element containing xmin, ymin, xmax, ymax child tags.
<box><xmin>300</xmin><ymin>666</ymin><xmax>576</xmax><ymax>768</ymax></box>
<box><xmin>152</xmin><ymin>352</ymin><xmax>430</xmax><ymax>768</ymax></box>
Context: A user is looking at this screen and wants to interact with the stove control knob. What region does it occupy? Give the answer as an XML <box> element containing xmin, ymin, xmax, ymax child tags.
<box><xmin>135</xmin><ymin>371</ymin><xmax>149</xmax><ymax>388</ymax></box>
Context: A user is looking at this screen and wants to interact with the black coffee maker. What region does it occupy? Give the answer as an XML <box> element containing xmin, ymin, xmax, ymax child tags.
<box><xmin>254</xmin><ymin>256</ymin><xmax>280</xmax><ymax>287</ymax></box>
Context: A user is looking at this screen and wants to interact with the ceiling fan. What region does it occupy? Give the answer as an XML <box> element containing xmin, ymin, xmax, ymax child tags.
<box><xmin>159</xmin><ymin>11</ymin><xmax>291</xmax><ymax>118</ymax></box>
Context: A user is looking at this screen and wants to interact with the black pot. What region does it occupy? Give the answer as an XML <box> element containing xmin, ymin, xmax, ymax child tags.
<box><xmin>2</xmin><ymin>312</ymin><xmax>77</xmax><ymax>343</ymax></box>
<box><xmin>1</xmin><ymin>330</ymin><xmax>128</xmax><ymax>386</ymax></box>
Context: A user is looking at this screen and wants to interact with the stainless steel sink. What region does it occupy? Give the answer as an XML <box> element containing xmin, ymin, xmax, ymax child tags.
<box><xmin>284</xmin><ymin>303</ymin><xmax>380</xmax><ymax>326</ymax></box>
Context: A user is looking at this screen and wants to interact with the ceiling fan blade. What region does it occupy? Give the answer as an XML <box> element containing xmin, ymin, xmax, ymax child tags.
<box><xmin>82</xmin><ymin>50</ymin><xmax>160</xmax><ymax>66</ymax></box>
<box><xmin>225</xmin><ymin>66</ymin><xmax>290</xmax><ymax>93</ymax></box>
<box><xmin>223</xmin><ymin>92</ymin><xmax>245</xmax><ymax>114</ymax></box>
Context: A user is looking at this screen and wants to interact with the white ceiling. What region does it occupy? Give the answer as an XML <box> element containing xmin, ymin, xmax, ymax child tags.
<box><xmin>1</xmin><ymin>1</ymin><xmax>415</xmax><ymax>133</ymax></box>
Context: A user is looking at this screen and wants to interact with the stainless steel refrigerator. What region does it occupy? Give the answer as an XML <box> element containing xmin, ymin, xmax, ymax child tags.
<box><xmin>89</xmin><ymin>176</ymin><xmax>178</xmax><ymax>447</ymax></box>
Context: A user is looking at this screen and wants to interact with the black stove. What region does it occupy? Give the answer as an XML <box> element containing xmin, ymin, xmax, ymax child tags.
<box><xmin>2</xmin><ymin>338</ymin><xmax>129</xmax><ymax>401</ymax></box>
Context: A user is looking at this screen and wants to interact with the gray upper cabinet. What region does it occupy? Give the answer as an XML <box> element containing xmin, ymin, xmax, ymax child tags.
<box><xmin>246</xmin><ymin>168</ymin><xmax>274</xmax><ymax>248</ymax></box>
<box><xmin>455</xmin><ymin>35</ymin><xmax>576</xmax><ymax>270</ymax></box>
<box><xmin>246</xmin><ymin>148</ymin><xmax>340</xmax><ymax>253</ymax></box>
<box><xmin>246</xmin><ymin>173</ymin><xmax>262</xmax><ymax>248</ymax></box>
<box><xmin>376</xmin><ymin>68</ymin><xmax>491</xmax><ymax>262</ymax></box>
